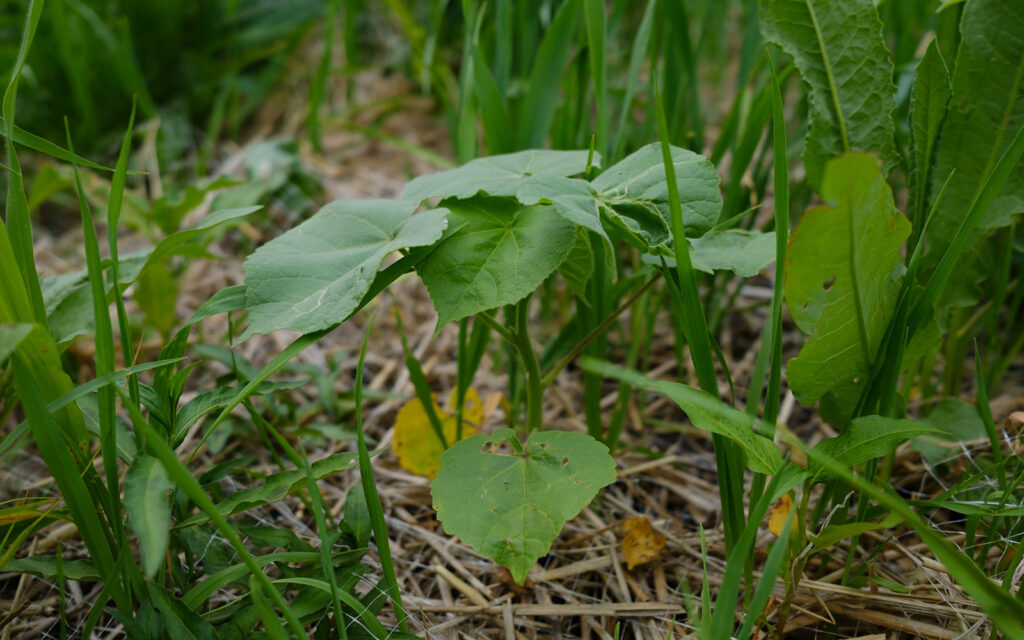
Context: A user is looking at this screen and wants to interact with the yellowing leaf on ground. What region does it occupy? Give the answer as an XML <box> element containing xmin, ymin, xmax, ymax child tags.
<box><xmin>768</xmin><ymin>493</ymin><xmax>793</xmax><ymax>536</ymax></box>
<box><xmin>393</xmin><ymin>388</ymin><xmax>483</xmax><ymax>479</ymax></box>
<box><xmin>621</xmin><ymin>516</ymin><xmax>666</xmax><ymax>570</ymax></box>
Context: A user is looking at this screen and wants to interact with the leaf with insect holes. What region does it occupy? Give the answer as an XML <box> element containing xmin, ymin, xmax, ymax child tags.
<box><xmin>416</xmin><ymin>196</ymin><xmax>576</xmax><ymax>327</ymax></box>
<box><xmin>393</xmin><ymin>388</ymin><xmax>484</xmax><ymax>479</ymax></box>
<box><xmin>243</xmin><ymin>200</ymin><xmax>448</xmax><ymax>337</ymax></box>
<box><xmin>621</xmin><ymin>516</ymin><xmax>666</xmax><ymax>570</ymax></box>
<box><xmin>402</xmin><ymin>149</ymin><xmax>597</xmax><ymax>203</ymax></box>
<box><xmin>431</xmin><ymin>428</ymin><xmax>617</xmax><ymax>584</ymax></box>
<box><xmin>784</xmin><ymin>153</ymin><xmax>910</xmax><ymax>426</ymax></box>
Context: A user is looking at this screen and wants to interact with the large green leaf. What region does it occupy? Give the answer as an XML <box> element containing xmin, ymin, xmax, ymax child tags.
<box><xmin>928</xmin><ymin>0</ymin><xmax>1024</xmax><ymax>256</ymax></box>
<box><xmin>907</xmin><ymin>40</ymin><xmax>951</xmax><ymax>232</ymax></box>
<box><xmin>431</xmin><ymin>428</ymin><xmax>616</xmax><ymax>584</ymax></box>
<box><xmin>759</xmin><ymin>0</ymin><xmax>897</xmax><ymax>187</ymax></box>
<box><xmin>584</xmin><ymin>359</ymin><xmax>784</xmax><ymax>475</ymax></box>
<box><xmin>591</xmin><ymin>143</ymin><xmax>721</xmax><ymax>241</ymax></box>
<box><xmin>416</xmin><ymin>196</ymin><xmax>576</xmax><ymax>327</ymax></box>
<box><xmin>810</xmin><ymin>415</ymin><xmax>939</xmax><ymax>479</ymax></box>
<box><xmin>784</xmin><ymin>153</ymin><xmax>910</xmax><ymax>425</ymax></box>
<box><xmin>402</xmin><ymin>149</ymin><xmax>595</xmax><ymax>204</ymax></box>
<box><xmin>243</xmin><ymin>200</ymin><xmax>448</xmax><ymax>337</ymax></box>
<box><xmin>124</xmin><ymin>454</ymin><xmax>173</xmax><ymax>577</ymax></box>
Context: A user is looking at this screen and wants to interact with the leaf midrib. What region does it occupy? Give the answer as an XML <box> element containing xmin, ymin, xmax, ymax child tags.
<box><xmin>806</xmin><ymin>0</ymin><xmax>850</xmax><ymax>153</ymax></box>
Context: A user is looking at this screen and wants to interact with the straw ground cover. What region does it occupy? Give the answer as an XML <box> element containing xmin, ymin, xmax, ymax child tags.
<box><xmin>3</xmin><ymin>0</ymin><xmax>1024</xmax><ymax>638</ymax></box>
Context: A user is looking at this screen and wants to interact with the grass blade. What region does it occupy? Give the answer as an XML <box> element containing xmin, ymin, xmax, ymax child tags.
<box><xmin>584</xmin><ymin>0</ymin><xmax>607</xmax><ymax>159</ymax></box>
<box><xmin>354</xmin><ymin>311</ymin><xmax>408</xmax><ymax>631</ymax></box>
<box><xmin>516</xmin><ymin>0</ymin><xmax>579</xmax><ymax>149</ymax></box>
<box><xmin>654</xmin><ymin>79</ymin><xmax>746</xmax><ymax>552</ymax></box>
<box><xmin>3</xmin><ymin>0</ymin><xmax>48</xmax><ymax>326</ymax></box>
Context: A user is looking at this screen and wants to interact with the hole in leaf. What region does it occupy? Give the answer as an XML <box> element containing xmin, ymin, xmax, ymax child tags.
<box><xmin>822</xmin><ymin>275</ymin><xmax>836</xmax><ymax>291</ymax></box>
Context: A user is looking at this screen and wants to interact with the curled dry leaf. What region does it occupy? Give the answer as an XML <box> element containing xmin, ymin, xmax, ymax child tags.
<box><xmin>393</xmin><ymin>388</ymin><xmax>484</xmax><ymax>479</ymax></box>
<box><xmin>621</xmin><ymin>516</ymin><xmax>667</xmax><ymax>570</ymax></box>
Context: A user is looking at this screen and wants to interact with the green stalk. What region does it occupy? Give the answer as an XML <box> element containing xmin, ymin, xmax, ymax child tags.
<box><xmin>541</xmin><ymin>274</ymin><xmax>660</xmax><ymax>389</ymax></box>
<box><xmin>515</xmin><ymin>296</ymin><xmax>544</xmax><ymax>433</ymax></box>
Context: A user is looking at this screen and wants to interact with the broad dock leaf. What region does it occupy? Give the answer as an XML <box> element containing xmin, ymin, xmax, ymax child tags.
<box><xmin>759</xmin><ymin>0</ymin><xmax>896</xmax><ymax>187</ymax></box>
<box><xmin>928</xmin><ymin>0</ymin><xmax>1024</xmax><ymax>254</ymax></box>
<box><xmin>243</xmin><ymin>200</ymin><xmax>447</xmax><ymax>337</ymax></box>
<box><xmin>416</xmin><ymin>196</ymin><xmax>576</xmax><ymax>327</ymax></box>
<box><xmin>431</xmin><ymin>428</ymin><xmax>616</xmax><ymax>584</ymax></box>
<box><xmin>785</xmin><ymin>153</ymin><xmax>910</xmax><ymax>426</ymax></box>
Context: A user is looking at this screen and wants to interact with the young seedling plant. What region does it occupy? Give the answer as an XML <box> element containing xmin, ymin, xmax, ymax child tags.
<box><xmin>241</xmin><ymin>144</ymin><xmax>776</xmax><ymax>582</ymax></box>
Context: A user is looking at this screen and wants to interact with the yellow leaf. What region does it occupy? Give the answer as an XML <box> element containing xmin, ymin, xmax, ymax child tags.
<box><xmin>393</xmin><ymin>388</ymin><xmax>482</xmax><ymax>479</ymax></box>
<box><xmin>768</xmin><ymin>493</ymin><xmax>793</xmax><ymax>536</ymax></box>
<box><xmin>621</xmin><ymin>516</ymin><xmax>666</xmax><ymax>570</ymax></box>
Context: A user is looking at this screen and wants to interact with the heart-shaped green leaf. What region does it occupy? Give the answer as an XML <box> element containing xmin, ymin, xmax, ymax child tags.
<box><xmin>431</xmin><ymin>428</ymin><xmax>617</xmax><ymax>584</ymax></box>
<box><xmin>243</xmin><ymin>200</ymin><xmax>448</xmax><ymax>337</ymax></box>
<box><xmin>416</xmin><ymin>196</ymin><xmax>576</xmax><ymax>327</ymax></box>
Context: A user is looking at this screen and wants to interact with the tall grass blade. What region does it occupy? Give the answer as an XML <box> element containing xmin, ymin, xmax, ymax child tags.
<box><xmin>611</xmin><ymin>0</ymin><xmax>655</xmax><ymax>161</ymax></box>
<box><xmin>354</xmin><ymin>311</ymin><xmax>408</xmax><ymax>631</ymax></box>
<box><xmin>107</xmin><ymin>102</ymin><xmax>140</xmax><ymax>408</ymax></box>
<box><xmin>309</xmin><ymin>0</ymin><xmax>340</xmax><ymax>153</ymax></box>
<box><xmin>3</xmin><ymin>0</ymin><xmax>48</xmax><ymax>326</ymax></box>
<box><xmin>66</xmin><ymin>120</ymin><xmax>123</xmax><ymax>528</ymax></box>
<box><xmin>11</xmin><ymin>358</ymin><xmax>129</xmax><ymax>612</ymax></box>
<box><xmin>908</xmin><ymin>121</ymin><xmax>1024</xmax><ymax>337</ymax></box>
<box><xmin>777</xmin><ymin>422</ymin><xmax>1024</xmax><ymax>638</ymax></box>
<box><xmin>517</xmin><ymin>0</ymin><xmax>579</xmax><ymax>149</ymax></box>
<box><xmin>584</xmin><ymin>0</ymin><xmax>607</xmax><ymax>159</ymax></box>
<box><xmin>654</xmin><ymin>81</ymin><xmax>746</xmax><ymax>552</ymax></box>
<box><xmin>299</xmin><ymin>444</ymin><xmax>347</xmax><ymax>639</ymax></box>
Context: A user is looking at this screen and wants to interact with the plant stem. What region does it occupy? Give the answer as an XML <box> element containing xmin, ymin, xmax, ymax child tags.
<box><xmin>541</xmin><ymin>273</ymin><xmax>661</xmax><ymax>388</ymax></box>
<box><xmin>514</xmin><ymin>297</ymin><xmax>544</xmax><ymax>432</ymax></box>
